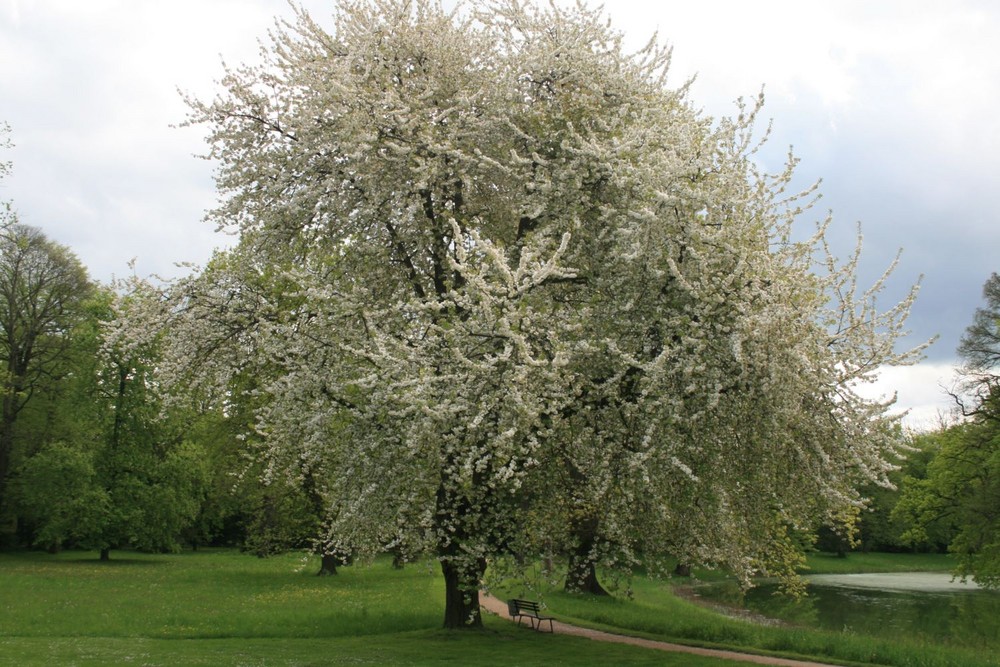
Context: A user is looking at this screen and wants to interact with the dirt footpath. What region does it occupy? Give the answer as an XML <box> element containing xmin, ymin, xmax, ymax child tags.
<box><xmin>479</xmin><ymin>593</ymin><xmax>839</xmax><ymax>667</ymax></box>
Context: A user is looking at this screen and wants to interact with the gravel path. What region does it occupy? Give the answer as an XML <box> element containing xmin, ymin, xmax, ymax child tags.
<box><xmin>479</xmin><ymin>593</ymin><xmax>840</xmax><ymax>667</ymax></box>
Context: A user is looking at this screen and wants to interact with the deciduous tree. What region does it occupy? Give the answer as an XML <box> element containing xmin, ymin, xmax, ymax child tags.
<box><xmin>956</xmin><ymin>273</ymin><xmax>1000</xmax><ymax>421</ymax></box>
<box><xmin>895</xmin><ymin>273</ymin><xmax>1000</xmax><ymax>586</ymax></box>
<box><xmin>0</xmin><ymin>224</ymin><xmax>93</xmax><ymax>521</ymax></box>
<box><xmin>113</xmin><ymin>0</ymin><xmax>926</xmax><ymax>626</ymax></box>
<box><xmin>12</xmin><ymin>288</ymin><xmax>212</xmax><ymax>557</ymax></box>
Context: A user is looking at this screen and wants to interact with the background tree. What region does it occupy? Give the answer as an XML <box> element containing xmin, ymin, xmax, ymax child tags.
<box><xmin>9</xmin><ymin>290</ymin><xmax>113</xmax><ymax>548</ymax></box>
<box><xmin>113</xmin><ymin>0</ymin><xmax>926</xmax><ymax>627</ymax></box>
<box><xmin>894</xmin><ymin>420</ymin><xmax>1000</xmax><ymax>585</ymax></box>
<box><xmin>893</xmin><ymin>272</ymin><xmax>1000</xmax><ymax>586</ymax></box>
<box><xmin>850</xmin><ymin>434</ymin><xmax>942</xmax><ymax>554</ymax></box>
<box><xmin>13</xmin><ymin>442</ymin><xmax>108</xmax><ymax>552</ymax></box>
<box><xmin>0</xmin><ymin>224</ymin><xmax>93</xmax><ymax>527</ymax></box>
<box><xmin>10</xmin><ymin>287</ymin><xmax>212</xmax><ymax>558</ymax></box>
<box><xmin>956</xmin><ymin>273</ymin><xmax>1000</xmax><ymax>421</ymax></box>
<box><xmin>89</xmin><ymin>292</ymin><xmax>212</xmax><ymax>560</ymax></box>
<box><xmin>106</xmin><ymin>264</ymin><xmax>332</xmax><ymax>559</ymax></box>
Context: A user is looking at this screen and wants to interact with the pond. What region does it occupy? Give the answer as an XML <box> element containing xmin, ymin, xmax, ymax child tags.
<box><xmin>693</xmin><ymin>572</ymin><xmax>1000</xmax><ymax>650</ymax></box>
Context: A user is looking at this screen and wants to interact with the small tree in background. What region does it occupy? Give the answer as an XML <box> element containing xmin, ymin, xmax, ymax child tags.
<box><xmin>956</xmin><ymin>273</ymin><xmax>1000</xmax><ymax>422</ymax></box>
<box><xmin>894</xmin><ymin>273</ymin><xmax>1000</xmax><ymax>586</ymax></box>
<box><xmin>0</xmin><ymin>224</ymin><xmax>93</xmax><ymax>529</ymax></box>
<box><xmin>13</xmin><ymin>286</ymin><xmax>211</xmax><ymax>558</ymax></box>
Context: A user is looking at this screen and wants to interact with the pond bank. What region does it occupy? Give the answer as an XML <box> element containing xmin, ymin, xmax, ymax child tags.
<box><xmin>688</xmin><ymin>571</ymin><xmax>1000</xmax><ymax>652</ymax></box>
<box><xmin>806</xmin><ymin>571</ymin><xmax>981</xmax><ymax>592</ymax></box>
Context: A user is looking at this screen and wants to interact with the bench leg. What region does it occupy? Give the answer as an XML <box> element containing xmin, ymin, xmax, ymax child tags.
<box><xmin>512</xmin><ymin>612</ymin><xmax>553</xmax><ymax>632</ymax></box>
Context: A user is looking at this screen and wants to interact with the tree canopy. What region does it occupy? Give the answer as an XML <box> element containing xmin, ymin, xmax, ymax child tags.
<box><xmin>893</xmin><ymin>272</ymin><xmax>1000</xmax><ymax>587</ymax></box>
<box><xmin>0</xmin><ymin>126</ymin><xmax>219</xmax><ymax>555</ymax></box>
<box><xmin>956</xmin><ymin>272</ymin><xmax>1000</xmax><ymax>421</ymax></box>
<box><xmin>111</xmin><ymin>0</ymin><xmax>927</xmax><ymax>627</ymax></box>
<box><xmin>0</xmin><ymin>224</ymin><xmax>93</xmax><ymax>520</ymax></box>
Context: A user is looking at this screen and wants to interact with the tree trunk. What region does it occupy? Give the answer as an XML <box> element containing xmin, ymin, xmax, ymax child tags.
<box><xmin>674</xmin><ymin>562</ymin><xmax>692</xmax><ymax>577</ymax></box>
<box><xmin>316</xmin><ymin>553</ymin><xmax>339</xmax><ymax>576</ymax></box>
<box><xmin>565</xmin><ymin>546</ymin><xmax>609</xmax><ymax>596</ymax></box>
<box><xmin>441</xmin><ymin>558</ymin><xmax>486</xmax><ymax>629</ymax></box>
<box><xmin>564</xmin><ymin>515</ymin><xmax>608</xmax><ymax>595</ymax></box>
<box><xmin>99</xmin><ymin>547</ymin><xmax>111</xmax><ymax>561</ymax></box>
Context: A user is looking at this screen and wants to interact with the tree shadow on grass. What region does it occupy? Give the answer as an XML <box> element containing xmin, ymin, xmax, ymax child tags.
<box><xmin>1</xmin><ymin>550</ymin><xmax>171</xmax><ymax>568</ymax></box>
<box><xmin>73</xmin><ymin>557</ymin><xmax>170</xmax><ymax>567</ymax></box>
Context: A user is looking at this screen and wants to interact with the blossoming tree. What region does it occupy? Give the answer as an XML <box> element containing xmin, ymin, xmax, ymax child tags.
<box><xmin>111</xmin><ymin>0</ymin><xmax>928</xmax><ymax>627</ymax></box>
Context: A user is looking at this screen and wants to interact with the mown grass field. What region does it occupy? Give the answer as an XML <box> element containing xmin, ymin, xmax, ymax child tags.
<box><xmin>800</xmin><ymin>551</ymin><xmax>954</xmax><ymax>575</ymax></box>
<box><xmin>0</xmin><ymin>549</ymin><xmax>730</xmax><ymax>666</ymax></box>
<box><xmin>1</xmin><ymin>548</ymin><xmax>993</xmax><ymax>666</ymax></box>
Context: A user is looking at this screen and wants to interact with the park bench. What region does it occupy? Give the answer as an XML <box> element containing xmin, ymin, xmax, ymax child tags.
<box><xmin>506</xmin><ymin>598</ymin><xmax>555</xmax><ymax>632</ymax></box>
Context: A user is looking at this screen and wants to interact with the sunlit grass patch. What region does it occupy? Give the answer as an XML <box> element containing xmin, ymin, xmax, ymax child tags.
<box><xmin>0</xmin><ymin>549</ymin><xmax>736</xmax><ymax>666</ymax></box>
<box><xmin>3</xmin><ymin>548</ymin><xmax>990</xmax><ymax>666</ymax></box>
<box><xmin>0</xmin><ymin>549</ymin><xmax>441</xmax><ymax>639</ymax></box>
<box><xmin>801</xmin><ymin>551</ymin><xmax>954</xmax><ymax>575</ymax></box>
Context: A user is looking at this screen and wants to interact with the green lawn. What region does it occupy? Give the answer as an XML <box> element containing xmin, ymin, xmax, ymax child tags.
<box><xmin>0</xmin><ymin>549</ymin><xmax>730</xmax><ymax>666</ymax></box>
<box><xmin>800</xmin><ymin>551</ymin><xmax>954</xmax><ymax>575</ymax></box>
<box><xmin>533</xmin><ymin>579</ymin><xmax>995</xmax><ymax>667</ymax></box>
<box><xmin>0</xmin><ymin>634</ymin><xmax>731</xmax><ymax>667</ymax></box>
<box><xmin>496</xmin><ymin>552</ymin><xmax>998</xmax><ymax>667</ymax></box>
<box><xmin>2</xmin><ymin>548</ymin><xmax>991</xmax><ymax>667</ymax></box>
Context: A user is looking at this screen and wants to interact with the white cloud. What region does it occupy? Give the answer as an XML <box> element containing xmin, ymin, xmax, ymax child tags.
<box><xmin>857</xmin><ymin>363</ymin><xmax>961</xmax><ymax>431</ymax></box>
<box><xmin>1</xmin><ymin>0</ymin><xmax>329</xmax><ymax>279</ymax></box>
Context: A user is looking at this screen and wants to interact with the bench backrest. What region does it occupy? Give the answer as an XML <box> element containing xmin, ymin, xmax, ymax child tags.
<box><xmin>508</xmin><ymin>598</ymin><xmax>542</xmax><ymax>615</ymax></box>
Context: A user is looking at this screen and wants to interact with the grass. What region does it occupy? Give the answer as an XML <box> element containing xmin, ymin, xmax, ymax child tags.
<box><xmin>0</xmin><ymin>549</ymin><xmax>732</xmax><ymax>666</ymax></box>
<box><xmin>496</xmin><ymin>552</ymin><xmax>998</xmax><ymax>667</ymax></box>
<box><xmin>0</xmin><ymin>549</ymin><xmax>441</xmax><ymax>639</ymax></box>
<box><xmin>800</xmin><ymin>551</ymin><xmax>954</xmax><ymax>575</ymax></box>
<box><xmin>2</xmin><ymin>548</ymin><xmax>992</xmax><ymax>666</ymax></box>
<box><xmin>0</xmin><ymin>633</ymin><xmax>731</xmax><ymax>667</ymax></box>
<box><xmin>539</xmin><ymin>579</ymin><xmax>995</xmax><ymax>667</ymax></box>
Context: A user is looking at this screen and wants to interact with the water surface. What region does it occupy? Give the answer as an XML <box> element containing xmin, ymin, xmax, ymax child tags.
<box><xmin>807</xmin><ymin>572</ymin><xmax>981</xmax><ymax>592</ymax></box>
<box><xmin>694</xmin><ymin>572</ymin><xmax>1000</xmax><ymax>650</ymax></box>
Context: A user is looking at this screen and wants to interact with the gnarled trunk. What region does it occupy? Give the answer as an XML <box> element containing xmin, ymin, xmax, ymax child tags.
<box><xmin>565</xmin><ymin>545</ymin><xmax>608</xmax><ymax>596</ymax></box>
<box><xmin>564</xmin><ymin>515</ymin><xmax>608</xmax><ymax>595</ymax></box>
<box><xmin>441</xmin><ymin>557</ymin><xmax>486</xmax><ymax>628</ymax></box>
<box><xmin>435</xmin><ymin>465</ymin><xmax>489</xmax><ymax>629</ymax></box>
<box><xmin>316</xmin><ymin>553</ymin><xmax>340</xmax><ymax>576</ymax></box>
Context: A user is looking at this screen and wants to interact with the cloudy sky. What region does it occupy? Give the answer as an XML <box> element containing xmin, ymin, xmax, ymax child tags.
<box><xmin>2</xmin><ymin>0</ymin><xmax>997</xmax><ymax>428</ymax></box>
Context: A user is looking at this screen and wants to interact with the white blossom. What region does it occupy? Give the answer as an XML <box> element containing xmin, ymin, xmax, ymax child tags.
<box><xmin>107</xmin><ymin>0</ymin><xmax>929</xmax><ymax>613</ymax></box>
